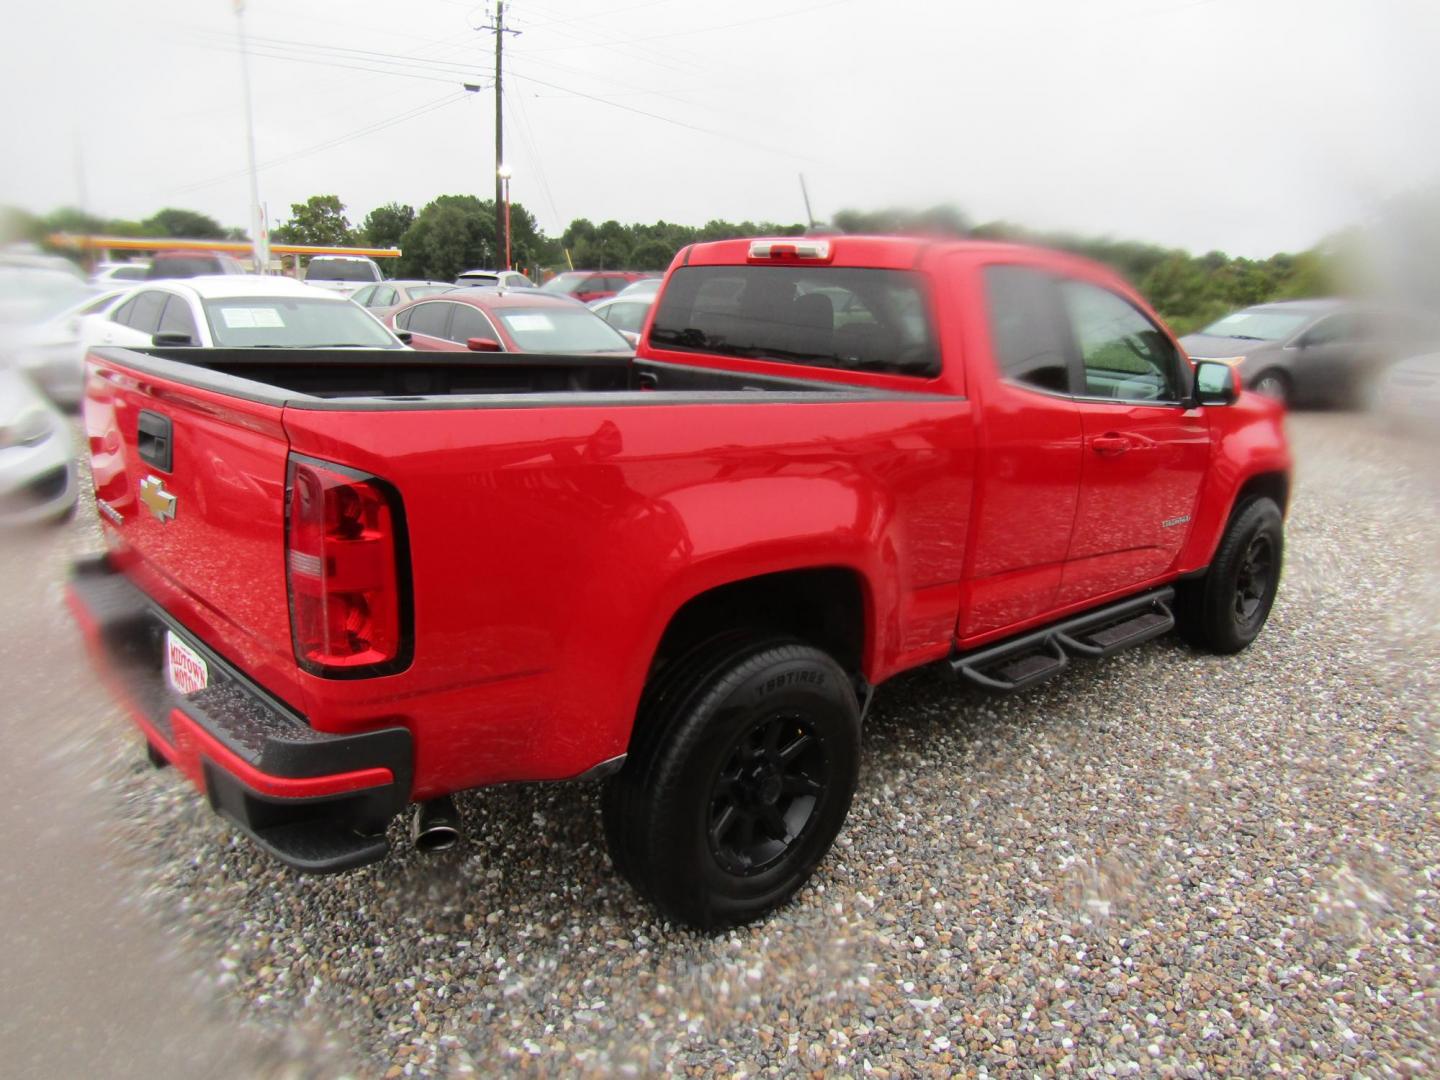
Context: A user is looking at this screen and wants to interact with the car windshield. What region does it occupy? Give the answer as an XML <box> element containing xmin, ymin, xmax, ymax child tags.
<box><xmin>306</xmin><ymin>260</ymin><xmax>379</xmax><ymax>282</ymax></box>
<box><xmin>1200</xmin><ymin>309</ymin><xmax>1314</xmax><ymax>341</ymax></box>
<box><xmin>202</xmin><ymin>298</ymin><xmax>400</xmax><ymax>347</ymax></box>
<box><xmin>458</xmin><ymin>273</ymin><xmax>498</xmax><ymax>284</ymax></box>
<box><xmin>493</xmin><ymin>306</ymin><xmax>632</xmax><ymax>352</ymax></box>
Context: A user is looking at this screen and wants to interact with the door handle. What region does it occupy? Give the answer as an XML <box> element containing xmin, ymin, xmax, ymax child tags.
<box><xmin>1091</xmin><ymin>435</ymin><xmax>1130</xmax><ymax>455</ymax></box>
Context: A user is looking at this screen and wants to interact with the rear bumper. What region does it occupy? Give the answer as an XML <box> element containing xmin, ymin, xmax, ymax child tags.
<box><xmin>66</xmin><ymin>553</ymin><xmax>412</xmax><ymax>873</ymax></box>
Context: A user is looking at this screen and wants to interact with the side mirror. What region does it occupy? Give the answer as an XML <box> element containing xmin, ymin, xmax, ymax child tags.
<box><xmin>152</xmin><ymin>332</ymin><xmax>194</xmax><ymax>347</ymax></box>
<box><xmin>1194</xmin><ymin>360</ymin><xmax>1240</xmax><ymax>405</ymax></box>
<box><xmin>467</xmin><ymin>337</ymin><xmax>503</xmax><ymax>352</ymax></box>
<box><xmin>394</xmin><ymin>330</ymin><xmax>413</xmax><ymax>345</ymax></box>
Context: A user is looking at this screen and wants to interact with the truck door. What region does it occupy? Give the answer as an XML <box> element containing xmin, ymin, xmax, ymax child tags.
<box><xmin>1053</xmin><ymin>278</ymin><xmax>1208</xmax><ymax>606</ymax></box>
<box><xmin>955</xmin><ymin>263</ymin><xmax>1084</xmax><ymax>640</ymax></box>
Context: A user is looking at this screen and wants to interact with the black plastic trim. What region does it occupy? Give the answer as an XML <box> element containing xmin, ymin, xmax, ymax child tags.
<box><xmin>68</xmin><ymin>554</ymin><xmax>413</xmax><ymax>874</ymax></box>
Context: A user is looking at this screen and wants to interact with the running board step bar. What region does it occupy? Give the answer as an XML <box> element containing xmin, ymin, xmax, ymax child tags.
<box><xmin>951</xmin><ymin>587</ymin><xmax>1176</xmax><ymax>693</ymax></box>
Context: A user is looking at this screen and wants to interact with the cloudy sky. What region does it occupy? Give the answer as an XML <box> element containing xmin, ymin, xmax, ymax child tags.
<box><xmin>3</xmin><ymin>0</ymin><xmax>1437</xmax><ymax>257</ymax></box>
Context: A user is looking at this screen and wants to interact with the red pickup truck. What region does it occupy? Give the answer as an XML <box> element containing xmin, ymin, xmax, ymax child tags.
<box><xmin>69</xmin><ymin>235</ymin><xmax>1289</xmax><ymax>929</ymax></box>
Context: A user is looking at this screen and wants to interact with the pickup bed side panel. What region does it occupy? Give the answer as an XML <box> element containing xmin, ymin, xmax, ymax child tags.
<box><xmin>283</xmin><ymin>398</ymin><xmax>974</xmax><ymax>798</ymax></box>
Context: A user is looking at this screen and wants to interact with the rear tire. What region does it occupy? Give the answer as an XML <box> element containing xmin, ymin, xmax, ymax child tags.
<box><xmin>602</xmin><ymin>635</ymin><xmax>860</xmax><ymax>929</ymax></box>
<box><xmin>1175</xmin><ymin>497</ymin><xmax>1284</xmax><ymax>654</ymax></box>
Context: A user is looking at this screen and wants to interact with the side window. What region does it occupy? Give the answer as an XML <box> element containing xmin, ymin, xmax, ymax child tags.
<box><xmin>1302</xmin><ymin>314</ymin><xmax>1355</xmax><ymax>347</ymax></box>
<box><xmin>1059</xmin><ymin>280</ymin><xmax>1182</xmax><ymax>403</ymax></box>
<box><xmin>157</xmin><ymin>296</ymin><xmax>199</xmax><ymax>340</ymax></box>
<box><xmin>110</xmin><ymin>297</ymin><xmax>140</xmax><ymax>326</ymax></box>
<box><xmin>982</xmin><ymin>265</ymin><xmax>1073</xmax><ymax>394</ymax></box>
<box><xmin>370</xmin><ymin>287</ymin><xmax>397</xmax><ymax>307</ymax></box>
<box><xmin>448</xmin><ymin>305</ymin><xmax>495</xmax><ymax>344</ymax></box>
<box><xmin>394</xmin><ymin>308</ymin><xmax>412</xmax><ymax>330</ymax></box>
<box><xmin>603</xmin><ymin>302</ymin><xmax>648</xmax><ymax>333</ymax></box>
<box><xmin>127</xmin><ymin>291</ymin><xmax>170</xmax><ymax>335</ymax></box>
<box><xmin>351</xmin><ymin>286</ymin><xmax>375</xmax><ymax>305</ymax></box>
<box><xmin>406</xmin><ymin>301</ymin><xmax>452</xmax><ymax>339</ymax></box>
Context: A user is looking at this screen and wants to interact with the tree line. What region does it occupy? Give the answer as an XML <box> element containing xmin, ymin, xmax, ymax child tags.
<box><xmin>3</xmin><ymin>195</ymin><xmax>1344</xmax><ymax>335</ymax></box>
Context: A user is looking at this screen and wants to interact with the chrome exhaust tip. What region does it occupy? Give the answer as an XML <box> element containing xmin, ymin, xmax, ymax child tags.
<box><xmin>410</xmin><ymin>795</ymin><xmax>461</xmax><ymax>853</ymax></box>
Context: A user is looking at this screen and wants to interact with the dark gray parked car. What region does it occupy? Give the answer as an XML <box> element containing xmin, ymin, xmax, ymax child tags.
<box><xmin>1180</xmin><ymin>299</ymin><xmax>1435</xmax><ymax>407</ymax></box>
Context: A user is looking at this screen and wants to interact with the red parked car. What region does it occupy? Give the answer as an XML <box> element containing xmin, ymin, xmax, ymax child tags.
<box><xmin>69</xmin><ymin>235</ymin><xmax>1289</xmax><ymax>929</ymax></box>
<box><xmin>387</xmin><ymin>288</ymin><xmax>632</xmax><ymax>354</ymax></box>
<box><xmin>539</xmin><ymin>270</ymin><xmax>654</xmax><ymax>304</ymax></box>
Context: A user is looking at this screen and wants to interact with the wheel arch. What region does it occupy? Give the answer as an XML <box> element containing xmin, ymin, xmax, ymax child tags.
<box><xmin>647</xmin><ymin>566</ymin><xmax>871</xmax><ymax>687</ymax></box>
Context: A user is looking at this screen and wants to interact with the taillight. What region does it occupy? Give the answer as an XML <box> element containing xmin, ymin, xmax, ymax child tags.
<box><xmin>285</xmin><ymin>455</ymin><xmax>410</xmax><ymax>676</ymax></box>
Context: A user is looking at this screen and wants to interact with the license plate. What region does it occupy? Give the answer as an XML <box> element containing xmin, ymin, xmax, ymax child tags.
<box><xmin>164</xmin><ymin>630</ymin><xmax>209</xmax><ymax>696</ymax></box>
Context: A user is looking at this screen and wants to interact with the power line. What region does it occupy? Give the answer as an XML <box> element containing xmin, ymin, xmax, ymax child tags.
<box><xmin>505</xmin><ymin>67</ymin><xmax>829</xmax><ymax>165</ymax></box>
<box><xmin>190</xmin><ymin>37</ymin><xmax>483</xmax><ymax>85</ymax></box>
<box><xmin>506</xmin><ymin>86</ymin><xmax>562</xmax><ymax>227</ymax></box>
<box><xmin>519</xmin><ymin>0</ymin><xmax>856</xmax><ymax>53</ymax></box>
<box><xmin>174</xmin><ymin>91</ymin><xmax>469</xmax><ymax>195</ymax></box>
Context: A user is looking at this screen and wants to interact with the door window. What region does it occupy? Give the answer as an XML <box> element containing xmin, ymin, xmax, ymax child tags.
<box><xmin>602</xmin><ymin>301</ymin><xmax>648</xmax><ymax>333</ymax></box>
<box><xmin>1301</xmin><ymin>313</ymin><xmax>1356</xmax><ymax>347</ymax></box>
<box><xmin>125</xmin><ymin>291</ymin><xmax>170</xmax><ymax>335</ymax></box>
<box><xmin>449</xmin><ymin>304</ymin><xmax>497</xmax><ymax>344</ymax></box>
<box><xmin>351</xmin><ymin>286</ymin><xmax>375</xmax><ymax>305</ymax></box>
<box><xmin>1060</xmin><ymin>281</ymin><xmax>1182</xmax><ymax>402</ymax></box>
<box><xmin>157</xmin><ymin>295</ymin><xmax>199</xmax><ymax>340</ymax></box>
<box><xmin>369</xmin><ymin>287</ymin><xmax>397</xmax><ymax>307</ymax></box>
<box><xmin>982</xmin><ymin>265</ymin><xmax>1074</xmax><ymax>394</ymax></box>
<box><xmin>406</xmin><ymin>301</ymin><xmax>452</xmax><ymax>339</ymax></box>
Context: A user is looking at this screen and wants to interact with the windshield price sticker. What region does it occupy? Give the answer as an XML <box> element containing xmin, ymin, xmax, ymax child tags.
<box><xmin>221</xmin><ymin>307</ymin><xmax>286</xmax><ymax>328</ymax></box>
<box><xmin>506</xmin><ymin>314</ymin><xmax>554</xmax><ymax>332</ymax></box>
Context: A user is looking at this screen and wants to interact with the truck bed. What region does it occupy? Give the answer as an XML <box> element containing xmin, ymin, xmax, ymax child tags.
<box><xmin>97</xmin><ymin>347</ymin><xmax>917</xmax><ymax>406</ymax></box>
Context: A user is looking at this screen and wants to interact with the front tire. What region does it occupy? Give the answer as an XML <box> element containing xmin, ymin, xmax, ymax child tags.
<box><xmin>1175</xmin><ymin>497</ymin><xmax>1284</xmax><ymax>654</ymax></box>
<box><xmin>1251</xmin><ymin>370</ymin><xmax>1290</xmax><ymax>403</ymax></box>
<box><xmin>602</xmin><ymin>636</ymin><xmax>860</xmax><ymax>930</ymax></box>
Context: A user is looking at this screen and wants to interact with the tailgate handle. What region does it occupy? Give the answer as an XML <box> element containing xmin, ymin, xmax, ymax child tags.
<box><xmin>137</xmin><ymin>410</ymin><xmax>173</xmax><ymax>472</ymax></box>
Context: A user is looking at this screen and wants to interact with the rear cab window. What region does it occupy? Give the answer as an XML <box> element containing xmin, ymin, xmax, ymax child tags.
<box><xmin>648</xmin><ymin>265</ymin><xmax>940</xmax><ymax>377</ymax></box>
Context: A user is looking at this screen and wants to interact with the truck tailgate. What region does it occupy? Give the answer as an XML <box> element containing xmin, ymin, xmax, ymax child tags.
<box><xmin>84</xmin><ymin>352</ymin><xmax>304</xmax><ymax>710</ymax></box>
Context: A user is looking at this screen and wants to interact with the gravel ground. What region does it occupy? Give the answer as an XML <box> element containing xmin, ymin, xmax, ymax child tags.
<box><xmin>15</xmin><ymin>412</ymin><xmax>1440</xmax><ymax>1077</ymax></box>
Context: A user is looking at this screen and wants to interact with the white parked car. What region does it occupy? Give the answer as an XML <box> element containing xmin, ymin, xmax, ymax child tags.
<box><xmin>87</xmin><ymin>276</ymin><xmax>408</xmax><ymax>353</ymax></box>
<box><xmin>455</xmin><ymin>268</ymin><xmax>534</xmax><ymax>289</ymax></box>
<box><xmin>91</xmin><ymin>261</ymin><xmax>150</xmax><ymax>286</ymax></box>
<box><xmin>302</xmin><ymin>255</ymin><xmax>383</xmax><ymax>297</ymax></box>
<box><xmin>0</xmin><ymin>366</ymin><xmax>76</xmax><ymax>525</ymax></box>
<box><xmin>8</xmin><ymin>289</ymin><xmax>127</xmax><ymax>408</ymax></box>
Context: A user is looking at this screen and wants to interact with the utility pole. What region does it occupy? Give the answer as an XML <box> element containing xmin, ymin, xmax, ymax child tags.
<box><xmin>799</xmin><ymin>174</ymin><xmax>817</xmax><ymax>228</ymax></box>
<box><xmin>486</xmin><ymin>2</ymin><xmax>519</xmax><ymax>269</ymax></box>
<box><xmin>235</xmin><ymin>0</ymin><xmax>268</xmax><ymax>272</ymax></box>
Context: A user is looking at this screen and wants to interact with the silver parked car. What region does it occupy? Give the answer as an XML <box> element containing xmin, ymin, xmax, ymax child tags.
<box><xmin>351</xmin><ymin>280</ymin><xmax>456</xmax><ymax>321</ymax></box>
<box><xmin>1180</xmin><ymin>299</ymin><xmax>1437</xmax><ymax>407</ymax></box>
<box><xmin>0</xmin><ymin>367</ymin><xmax>76</xmax><ymax>525</ymax></box>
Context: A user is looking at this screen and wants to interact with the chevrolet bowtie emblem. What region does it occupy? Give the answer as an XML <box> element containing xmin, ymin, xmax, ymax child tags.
<box><xmin>139</xmin><ymin>475</ymin><xmax>177</xmax><ymax>523</ymax></box>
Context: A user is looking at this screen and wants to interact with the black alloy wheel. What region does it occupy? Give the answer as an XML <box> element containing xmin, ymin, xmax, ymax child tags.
<box><xmin>708</xmin><ymin>712</ymin><xmax>828</xmax><ymax>876</ymax></box>
<box><xmin>602</xmin><ymin>635</ymin><xmax>861</xmax><ymax>929</ymax></box>
<box><xmin>1174</xmin><ymin>496</ymin><xmax>1284</xmax><ymax>654</ymax></box>
<box><xmin>1234</xmin><ymin>533</ymin><xmax>1274</xmax><ymax>623</ymax></box>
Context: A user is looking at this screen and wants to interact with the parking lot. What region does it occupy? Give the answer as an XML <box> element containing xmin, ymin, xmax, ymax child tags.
<box><xmin>3</xmin><ymin>411</ymin><xmax>1437</xmax><ymax>1077</ymax></box>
